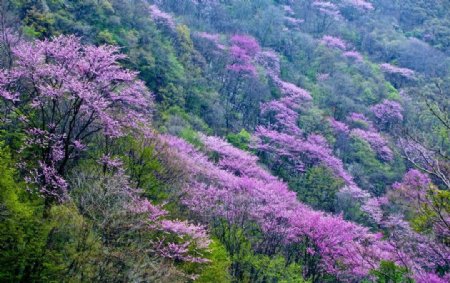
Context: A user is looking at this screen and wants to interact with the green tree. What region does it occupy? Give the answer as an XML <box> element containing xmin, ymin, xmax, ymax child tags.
<box><xmin>291</xmin><ymin>166</ymin><xmax>344</xmax><ymax>213</ymax></box>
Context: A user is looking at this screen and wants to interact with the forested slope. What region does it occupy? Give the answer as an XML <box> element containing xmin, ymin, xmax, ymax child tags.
<box><xmin>0</xmin><ymin>0</ymin><xmax>449</xmax><ymax>282</ymax></box>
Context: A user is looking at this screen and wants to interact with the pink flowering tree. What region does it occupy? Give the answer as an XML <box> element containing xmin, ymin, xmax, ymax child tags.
<box><xmin>162</xmin><ymin>132</ymin><xmax>450</xmax><ymax>280</ymax></box>
<box><xmin>320</xmin><ymin>35</ymin><xmax>348</xmax><ymax>50</ymax></box>
<box><xmin>226</xmin><ymin>34</ymin><xmax>260</xmax><ymax>76</ymax></box>
<box><xmin>71</xmin><ymin>163</ymin><xmax>211</xmax><ymax>275</ymax></box>
<box><xmin>390</xmin><ymin>169</ymin><xmax>450</xmax><ymax>241</ymax></box>
<box><xmin>343</xmin><ymin>50</ymin><xmax>363</xmax><ymax>62</ymax></box>
<box><xmin>370</xmin><ymin>99</ymin><xmax>404</xmax><ymax>129</ymax></box>
<box><xmin>149</xmin><ymin>4</ymin><xmax>176</xmax><ymax>30</ymax></box>
<box><xmin>380</xmin><ymin>63</ymin><xmax>415</xmax><ymax>78</ymax></box>
<box><xmin>343</xmin><ymin>0</ymin><xmax>374</xmax><ymax>11</ymax></box>
<box><xmin>257</xmin><ymin>49</ymin><xmax>312</xmax><ymax>105</ymax></box>
<box><xmin>380</xmin><ymin>215</ymin><xmax>450</xmax><ymax>280</ymax></box>
<box><xmin>391</xmin><ymin>169</ymin><xmax>431</xmax><ymax>207</ymax></box>
<box><xmin>220</xmin><ymin>34</ymin><xmax>263</xmax><ymax>131</ymax></box>
<box><xmin>0</xmin><ymin>35</ymin><xmax>153</xmax><ymax>204</ymax></box>
<box><xmin>380</xmin><ymin>63</ymin><xmax>416</xmax><ymax>87</ymax></box>
<box><xmin>337</xmin><ymin>113</ymin><xmax>395</xmax><ymax>161</ymax></box>
<box><xmin>398</xmin><ymin>138</ymin><xmax>450</xmax><ymax>190</ymax></box>
<box><xmin>348</xmin><ymin>112</ymin><xmax>374</xmax><ymax>129</ymax></box>
<box><xmin>344</xmin><ymin>113</ymin><xmax>393</xmax><ymax>161</ymax></box>
<box><xmin>312</xmin><ymin>1</ymin><xmax>341</xmax><ymax>20</ymax></box>
<box><xmin>328</xmin><ymin>117</ymin><xmax>350</xmax><ymax>134</ymax></box>
<box><xmin>162</xmin><ymin>134</ymin><xmax>393</xmax><ymax>281</ymax></box>
<box><xmin>253</xmin><ymin>74</ymin><xmax>353</xmax><ymax>186</ymax></box>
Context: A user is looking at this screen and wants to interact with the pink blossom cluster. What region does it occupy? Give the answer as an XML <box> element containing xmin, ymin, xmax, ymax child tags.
<box><xmin>343</xmin><ymin>50</ymin><xmax>363</xmax><ymax>62</ymax></box>
<box><xmin>129</xmin><ymin>195</ymin><xmax>211</xmax><ymax>263</ymax></box>
<box><xmin>196</xmin><ymin>31</ymin><xmax>220</xmax><ymax>42</ymax></box>
<box><xmin>361</xmin><ymin>197</ymin><xmax>388</xmax><ymax>224</ymax></box>
<box><xmin>199</xmin><ymin>134</ymin><xmax>279</xmax><ymax>182</ymax></box>
<box><xmin>370</xmin><ymin>99</ymin><xmax>404</xmax><ymax>126</ymax></box>
<box><xmin>328</xmin><ymin>117</ymin><xmax>350</xmax><ymax>134</ymax></box>
<box><xmin>282</xmin><ymin>5</ymin><xmax>295</xmax><ymax>15</ymax></box>
<box><xmin>276</xmin><ymin>80</ymin><xmax>313</xmax><ymax>101</ymax></box>
<box><xmin>282</xmin><ymin>3</ymin><xmax>303</xmax><ymax>27</ymax></box>
<box><xmin>256</xmin><ymin>50</ymin><xmax>281</xmax><ymax>77</ymax></box>
<box><xmin>149</xmin><ymin>4</ymin><xmax>176</xmax><ymax>29</ymax></box>
<box><xmin>329</xmin><ymin>114</ymin><xmax>393</xmax><ymax>161</ymax></box>
<box><xmin>0</xmin><ymin>35</ymin><xmax>153</xmax><ymax>201</ymax></box>
<box><xmin>160</xmin><ymin>219</ymin><xmax>212</xmax><ymax>249</ymax></box>
<box><xmin>380</xmin><ymin>63</ymin><xmax>415</xmax><ymax>79</ymax></box>
<box><xmin>321</xmin><ymin>35</ymin><xmax>348</xmax><ymax>50</ymax></box>
<box><xmin>343</xmin><ymin>0</ymin><xmax>374</xmax><ymax>11</ymax></box>
<box><xmin>26</xmin><ymin>161</ymin><xmax>68</xmax><ymax>201</ymax></box>
<box><xmin>312</xmin><ymin>0</ymin><xmax>373</xmax><ymax>20</ymax></box>
<box><xmin>253</xmin><ymin>127</ymin><xmax>355</xmax><ymax>185</ymax></box>
<box><xmin>230</xmin><ymin>34</ymin><xmax>261</xmax><ymax>57</ymax></box>
<box><xmin>381</xmin><ymin>215</ymin><xmax>450</xmax><ymax>279</ymax></box>
<box><xmin>226</xmin><ymin>34</ymin><xmax>260</xmax><ymax>76</ymax></box>
<box><xmin>392</xmin><ymin>169</ymin><xmax>431</xmax><ymax>204</ymax></box>
<box><xmin>319</xmin><ymin>35</ymin><xmax>364</xmax><ymax>64</ymax></box>
<box><xmin>312</xmin><ymin>1</ymin><xmax>341</xmax><ymax>19</ymax></box>
<box><xmin>284</xmin><ymin>16</ymin><xmax>304</xmax><ymax>27</ymax></box>
<box><xmin>98</xmin><ymin>154</ymin><xmax>124</xmax><ymax>170</ymax></box>
<box><xmin>397</xmin><ymin>137</ymin><xmax>450</xmax><ymax>189</ymax></box>
<box><xmin>316</xmin><ymin>72</ymin><xmax>330</xmax><ymax>81</ymax></box>
<box><xmin>162</xmin><ymin>134</ymin><xmax>391</xmax><ymax>279</ymax></box>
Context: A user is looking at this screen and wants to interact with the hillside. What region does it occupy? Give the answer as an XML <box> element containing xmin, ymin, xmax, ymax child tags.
<box><xmin>0</xmin><ymin>0</ymin><xmax>449</xmax><ymax>282</ymax></box>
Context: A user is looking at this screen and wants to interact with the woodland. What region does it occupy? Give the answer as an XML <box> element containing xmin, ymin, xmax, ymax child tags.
<box><xmin>0</xmin><ymin>0</ymin><xmax>449</xmax><ymax>282</ymax></box>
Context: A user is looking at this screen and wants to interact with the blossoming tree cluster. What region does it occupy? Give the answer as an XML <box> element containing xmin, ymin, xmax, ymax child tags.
<box><xmin>0</xmin><ymin>35</ymin><xmax>212</xmax><ymax>277</ymax></box>
<box><xmin>0</xmin><ymin>35</ymin><xmax>153</xmax><ymax>203</ymax></box>
<box><xmin>162</xmin><ymin>132</ymin><xmax>449</xmax><ymax>282</ymax></box>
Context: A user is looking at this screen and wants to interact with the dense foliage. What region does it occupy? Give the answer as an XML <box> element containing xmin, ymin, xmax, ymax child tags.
<box><xmin>0</xmin><ymin>0</ymin><xmax>449</xmax><ymax>282</ymax></box>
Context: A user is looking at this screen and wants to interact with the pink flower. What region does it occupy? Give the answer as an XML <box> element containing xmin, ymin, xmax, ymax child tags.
<box><xmin>343</xmin><ymin>50</ymin><xmax>363</xmax><ymax>62</ymax></box>
<box><xmin>321</xmin><ymin>35</ymin><xmax>348</xmax><ymax>50</ymax></box>
<box><xmin>370</xmin><ymin>99</ymin><xmax>404</xmax><ymax>126</ymax></box>
<box><xmin>380</xmin><ymin>63</ymin><xmax>415</xmax><ymax>78</ymax></box>
<box><xmin>149</xmin><ymin>4</ymin><xmax>175</xmax><ymax>29</ymax></box>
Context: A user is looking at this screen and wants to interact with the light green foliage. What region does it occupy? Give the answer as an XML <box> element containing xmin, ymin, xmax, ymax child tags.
<box><xmin>5</xmin><ymin>0</ymin><xmax>450</xmax><ymax>281</ymax></box>
<box><xmin>386</xmin><ymin>83</ymin><xmax>400</xmax><ymax>100</ymax></box>
<box><xmin>38</xmin><ymin>205</ymin><xmax>102</xmax><ymax>282</ymax></box>
<box><xmin>121</xmin><ymin>137</ymin><xmax>169</xmax><ymax>201</ymax></box>
<box><xmin>98</xmin><ymin>29</ymin><xmax>117</xmax><ymax>44</ymax></box>
<box><xmin>0</xmin><ymin>145</ymin><xmax>46</xmax><ymax>282</ymax></box>
<box><xmin>239</xmin><ymin>254</ymin><xmax>306</xmax><ymax>283</ymax></box>
<box><xmin>298</xmin><ymin>107</ymin><xmax>328</xmax><ymax>135</ymax></box>
<box><xmin>411</xmin><ymin>189</ymin><xmax>450</xmax><ymax>241</ymax></box>
<box><xmin>291</xmin><ymin>166</ymin><xmax>344</xmax><ymax>213</ymax></box>
<box><xmin>0</xmin><ymin>145</ymin><xmax>99</xmax><ymax>282</ymax></box>
<box><xmin>196</xmin><ymin>239</ymin><xmax>232</xmax><ymax>283</ymax></box>
<box><xmin>180</xmin><ymin>128</ymin><xmax>203</xmax><ymax>148</ymax></box>
<box><xmin>162</xmin><ymin>106</ymin><xmax>211</xmax><ymax>136</ymax></box>
<box><xmin>345</xmin><ymin>137</ymin><xmax>403</xmax><ymax>196</ymax></box>
<box><xmin>370</xmin><ymin>261</ymin><xmax>413</xmax><ymax>283</ymax></box>
<box><xmin>213</xmin><ymin>223</ymin><xmax>308</xmax><ymax>283</ymax></box>
<box><xmin>227</xmin><ymin>129</ymin><xmax>251</xmax><ymax>150</ymax></box>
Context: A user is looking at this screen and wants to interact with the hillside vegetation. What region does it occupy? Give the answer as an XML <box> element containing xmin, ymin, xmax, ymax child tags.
<box><xmin>0</xmin><ymin>0</ymin><xmax>449</xmax><ymax>282</ymax></box>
